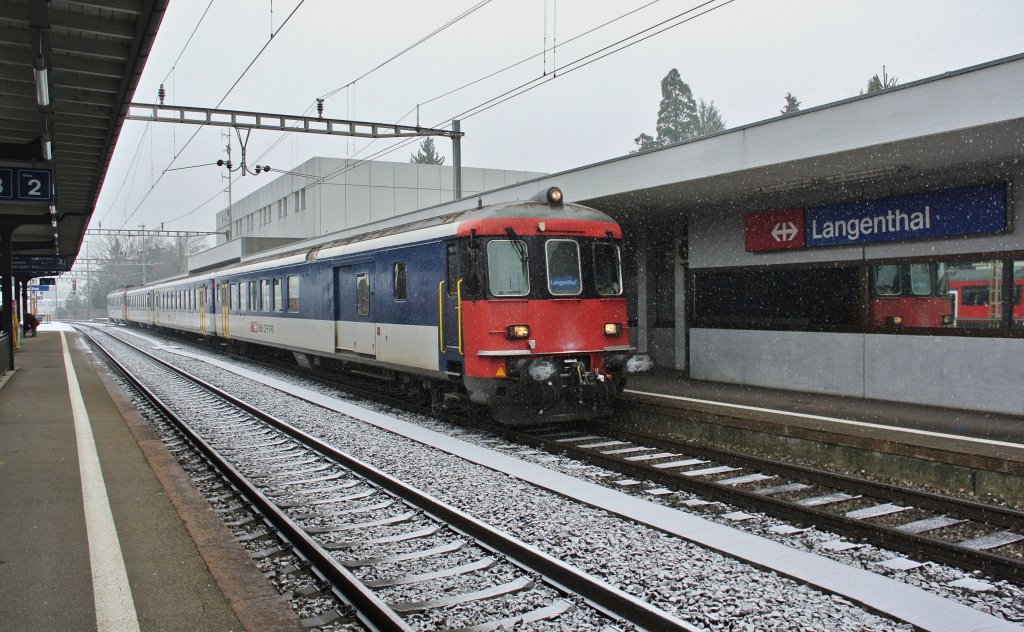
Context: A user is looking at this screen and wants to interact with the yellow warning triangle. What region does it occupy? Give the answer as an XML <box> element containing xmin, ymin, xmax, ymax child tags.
<box><xmin>495</xmin><ymin>366</ymin><xmax>507</xmax><ymax>378</ymax></box>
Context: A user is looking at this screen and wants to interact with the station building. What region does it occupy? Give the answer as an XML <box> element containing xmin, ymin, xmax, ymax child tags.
<box><xmin>192</xmin><ymin>53</ymin><xmax>1024</xmax><ymax>416</ymax></box>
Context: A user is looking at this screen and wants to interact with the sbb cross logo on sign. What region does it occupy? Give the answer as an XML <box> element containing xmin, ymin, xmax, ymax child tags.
<box><xmin>771</xmin><ymin>221</ymin><xmax>799</xmax><ymax>242</ymax></box>
<box><xmin>744</xmin><ymin>208</ymin><xmax>806</xmax><ymax>252</ymax></box>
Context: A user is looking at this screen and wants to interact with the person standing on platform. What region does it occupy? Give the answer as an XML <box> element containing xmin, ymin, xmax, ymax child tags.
<box><xmin>22</xmin><ymin>312</ymin><xmax>39</xmax><ymax>337</ymax></box>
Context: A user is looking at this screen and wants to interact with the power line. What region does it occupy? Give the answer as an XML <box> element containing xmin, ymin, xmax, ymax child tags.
<box><xmin>118</xmin><ymin>0</ymin><xmax>307</xmax><ymax>229</ymax></box>
<box><xmin>317</xmin><ymin>0</ymin><xmax>496</xmax><ymax>102</ymax></box>
<box><xmin>95</xmin><ymin>2</ymin><xmax>217</xmax><ymax>229</ymax></box>
<box><xmin>316</xmin><ymin>0</ymin><xmax>737</xmax><ymax>186</ymax></box>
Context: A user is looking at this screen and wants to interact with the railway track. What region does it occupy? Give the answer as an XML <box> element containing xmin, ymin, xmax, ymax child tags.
<box><xmin>505</xmin><ymin>422</ymin><xmax>1024</xmax><ymax>585</ymax></box>
<box><xmin>80</xmin><ymin>325</ymin><xmax>698</xmax><ymax>631</ymax></box>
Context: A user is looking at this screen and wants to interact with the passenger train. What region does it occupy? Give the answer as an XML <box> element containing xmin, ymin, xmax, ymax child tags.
<box><xmin>867</xmin><ymin>261</ymin><xmax>954</xmax><ymax>328</ymax></box>
<box><xmin>108</xmin><ymin>187</ymin><xmax>651</xmax><ymax>424</ymax></box>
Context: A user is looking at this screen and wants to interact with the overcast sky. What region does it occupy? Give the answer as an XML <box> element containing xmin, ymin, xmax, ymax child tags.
<box><xmin>90</xmin><ymin>0</ymin><xmax>1024</xmax><ymax>236</ymax></box>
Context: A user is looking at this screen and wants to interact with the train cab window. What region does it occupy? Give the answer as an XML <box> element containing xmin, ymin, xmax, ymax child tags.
<box><xmin>871</xmin><ymin>265</ymin><xmax>901</xmax><ymax>296</ymax></box>
<box><xmin>909</xmin><ymin>263</ymin><xmax>934</xmax><ymax>296</ymax></box>
<box><xmin>545</xmin><ymin>239</ymin><xmax>582</xmax><ymax>296</ymax></box>
<box><xmin>287</xmin><ymin>276</ymin><xmax>300</xmax><ymax>312</ymax></box>
<box><xmin>356</xmin><ymin>273</ymin><xmax>370</xmax><ymax>316</ymax></box>
<box><xmin>487</xmin><ymin>240</ymin><xmax>530</xmax><ymax>297</ymax></box>
<box><xmin>273</xmin><ymin>278</ymin><xmax>283</xmax><ymax>312</ymax></box>
<box><xmin>394</xmin><ymin>262</ymin><xmax>407</xmax><ymax>301</ymax></box>
<box><xmin>593</xmin><ymin>242</ymin><xmax>623</xmax><ymax>296</ymax></box>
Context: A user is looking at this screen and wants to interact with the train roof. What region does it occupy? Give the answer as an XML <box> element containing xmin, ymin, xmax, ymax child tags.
<box><xmin>111</xmin><ymin>196</ymin><xmax>620</xmax><ymax>289</ymax></box>
<box><xmin>210</xmin><ymin>197</ymin><xmax>618</xmax><ymax>276</ymax></box>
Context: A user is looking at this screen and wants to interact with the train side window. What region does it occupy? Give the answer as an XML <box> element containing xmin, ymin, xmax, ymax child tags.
<box><xmin>545</xmin><ymin>239</ymin><xmax>582</xmax><ymax>296</ymax></box>
<box><xmin>446</xmin><ymin>244</ymin><xmax>458</xmax><ymax>296</ymax></box>
<box><xmin>260</xmin><ymin>280</ymin><xmax>270</xmax><ymax>312</ymax></box>
<box><xmin>593</xmin><ymin>242</ymin><xmax>623</xmax><ymax>296</ymax></box>
<box><xmin>273</xmin><ymin>278</ymin><xmax>283</xmax><ymax>312</ymax></box>
<box><xmin>356</xmin><ymin>273</ymin><xmax>370</xmax><ymax>316</ymax></box>
<box><xmin>251</xmin><ymin>282</ymin><xmax>259</xmax><ymax>312</ymax></box>
<box><xmin>394</xmin><ymin>262</ymin><xmax>407</xmax><ymax>301</ymax></box>
<box><xmin>287</xmin><ymin>276</ymin><xmax>300</xmax><ymax>312</ymax></box>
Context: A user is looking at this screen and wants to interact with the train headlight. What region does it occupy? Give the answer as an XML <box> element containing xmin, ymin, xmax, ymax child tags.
<box><xmin>941</xmin><ymin>314</ymin><xmax>954</xmax><ymax>326</ymax></box>
<box><xmin>547</xmin><ymin>187</ymin><xmax>563</xmax><ymax>206</ymax></box>
<box><xmin>507</xmin><ymin>324</ymin><xmax>530</xmax><ymax>340</ymax></box>
<box><xmin>604</xmin><ymin>322</ymin><xmax>622</xmax><ymax>336</ymax></box>
<box><xmin>885</xmin><ymin>315</ymin><xmax>904</xmax><ymax>326</ymax></box>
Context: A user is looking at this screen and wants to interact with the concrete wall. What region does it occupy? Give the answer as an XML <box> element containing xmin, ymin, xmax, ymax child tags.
<box><xmin>691</xmin><ymin>329</ymin><xmax>1024</xmax><ymax>415</ymax></box>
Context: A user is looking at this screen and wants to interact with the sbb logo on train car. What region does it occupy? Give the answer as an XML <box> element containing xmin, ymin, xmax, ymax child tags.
<box><xmin>744</xmin><ymin>208</ymin><xmax>806</xmax><ymax>252</ymax></box>
<box><xmin>250</xmin><ymin>322</ymin><xmax>275</xmax><ymax>334</ymax></box>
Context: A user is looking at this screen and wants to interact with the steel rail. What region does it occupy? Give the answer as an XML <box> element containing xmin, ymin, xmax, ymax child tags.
<box><xmin>82</xmin><ymin>325</ymin><xmax>700</xmax><ymax>632</ymax></box>
<box><xmin>504</xmin><ymin>422</ymin><xmax>1024</xmax><ymax>584</ymax></box>
<box><xmin>80</xmin><ymin>327</ymin><xmax>412</xmax><ymax>632</ymax></box>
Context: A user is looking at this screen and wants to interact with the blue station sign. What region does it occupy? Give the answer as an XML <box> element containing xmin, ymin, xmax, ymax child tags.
<box><xmin>0</xmin><ymin>166</ymin><xmax>53</xmax><ymax>202</ymax></box>
<box><xmin>804</xmin><ymin>182</ymin><xmax>1007</xmax><ymax>247</ymax></box>
<box><xmin>12</xmin><ymin>255</ymin><xmax>70</xmax><ymax>272</ymax></box>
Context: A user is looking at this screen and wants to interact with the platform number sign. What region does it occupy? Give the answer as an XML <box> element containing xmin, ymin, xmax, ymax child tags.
<box><xmin>0</xmin><ymin>167</ymin><xmax>52</xmax><ymax>202</ymax></box>
<box><xmin>0</xmin><ymin>168</ymin><xmax>11</xmax><ymax>200</ymax></box>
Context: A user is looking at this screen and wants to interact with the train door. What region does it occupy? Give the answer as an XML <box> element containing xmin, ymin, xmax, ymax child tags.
<box><xmin>439</xmin><ymin>241</ymin><xmax>463</xmax><ymax>375</ymax></box>
<box><xmin>220</xmin><ymin>281</ymin><xmax>231</xmax><ymax>338</ymax></box>
<box><xmin>198</xmin><ymin>285</ymin><xmax>207</xmax><ymax>335</ymax></box>
<box><xmin>334</xmin><ymin>262</ymin><xmax>376</xmax><ymax>357</ymax></box>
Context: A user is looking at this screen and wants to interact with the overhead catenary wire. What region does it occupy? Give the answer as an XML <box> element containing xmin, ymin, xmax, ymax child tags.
<box><xmin>95</xmin><ymin>1</ymin><xmax>216</xmax><ymax>229</ymax></box>
<box><xmin>115</xmin><ymin>0</ymin><xmax>307</xmax><ymax>229</ymax></box>
<box><xmin>314</xmin><ymin>0</ymin><xmax>736</xmax><ymax>187</ymax></box>
<box><xmin>310</xmin><ymin>0</ymin><xmax>668</xmax><ymax>176</ymax></box>
<box><xmin>162</xmin><ymin>0</ymin><xmax>734</xmax><ymax>230</ymax></box>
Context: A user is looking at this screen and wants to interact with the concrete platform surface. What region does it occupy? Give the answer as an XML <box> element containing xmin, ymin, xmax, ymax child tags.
<box><xmin>0</xmin><ymin>326</ymin><xmax>301</xmax><ymax>632</ymax></box>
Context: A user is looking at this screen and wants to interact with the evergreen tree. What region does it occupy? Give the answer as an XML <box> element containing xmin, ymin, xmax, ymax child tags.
<box><xmin>633</xmin><ymin>68</ymin><xmax>708</xmax><ymax>153</ymax></box>
<box><xmin>409</xmin><ymin>137</ymin><xmax>445</xmax><ymax>165</ymax></box>
<box><xmin>864</xmin><ymin>66</ymin><xmax>898</xmax><ymax>93</ymax></box>
<box><xmin>654</xmin><ymin>69</ymin><xmax>698</xmax><ymax>145</ymax></box>
<box><xmin>780</xmin><ymin>92</ymin><xmax>801</xmax><ymax>114</ymax></box>
<box><xmin>694</xmin><ymin>99</ymin><xmax>726</xmax><ymax>136</ymax></box>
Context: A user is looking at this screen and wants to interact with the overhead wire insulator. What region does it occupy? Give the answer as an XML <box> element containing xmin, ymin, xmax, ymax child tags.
<box><xmin>158</xmin><ymin>84</ymin><xmax>166</xmax><ymax>105</ymax></box>
<box><xmin>316</xmin><ymin>98</ymin><xmax>324</xmax><ymax>119</ymax></box>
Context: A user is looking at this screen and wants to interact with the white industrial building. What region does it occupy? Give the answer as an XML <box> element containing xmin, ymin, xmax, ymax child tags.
<box><xmin>191</xmin><ymin>158</ymin><xmax>544</xmax><ymax>270</ymax></box>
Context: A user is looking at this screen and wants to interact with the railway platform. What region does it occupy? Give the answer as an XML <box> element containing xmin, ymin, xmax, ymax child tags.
<box><xmin>621</xmin><ymin>368</ymin><xmax>1024</xmax><ymax>503</ymax></box>
<box><xmin>0</xmin><ymin>324</ymin><xmax>301</xmax><ymax>632</ymax></box>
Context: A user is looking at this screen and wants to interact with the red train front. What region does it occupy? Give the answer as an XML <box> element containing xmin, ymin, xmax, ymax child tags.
<box><xmin>452</xmin><ymin>187</ymin><xmax>651</xmax><ymax>424</ymax></box>
<box><xmin>867</xmin><ymin>262</ymin><xmax>954</xmax><ymax>328</ymax></box>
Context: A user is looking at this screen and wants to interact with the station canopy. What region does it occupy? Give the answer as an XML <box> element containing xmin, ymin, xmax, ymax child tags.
<box><xmin>0</xmin><ymin>0</ymin><xmax>167</xmax><ymax>277</ymax></box>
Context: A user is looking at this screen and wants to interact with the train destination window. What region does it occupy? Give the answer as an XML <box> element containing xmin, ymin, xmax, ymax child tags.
<box><xmin>393</xmin><ymin>262</ymin><xmax>407</xmax><ymax>300</ymax></box>
<box><xmin>287</xmin><ymin>276</ymin><xmax>300</xmax><ymax>312</ymax></box>
<box><xmin>273</xmin><ymin>278</ymin><xmax>283</xmax><ymax>312</ymax></box>
<box><xmin>487</xmin><ymin>240</ymin><xmax>530</xmax><ymax>296</ymax></box>
<box><xmin>546</xmin><ymin>239</ymin><xmax>582</xmax><ymax>296</ymax></box>
<box><xmin>594</xmin><ymin>242</ymin><xmax>623</xmax><ymax>296</ymax></box>
<box><xmin>356</xmin><ymin>273</ymin><xmax>370</xmax><ymax>316</ymax></box>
